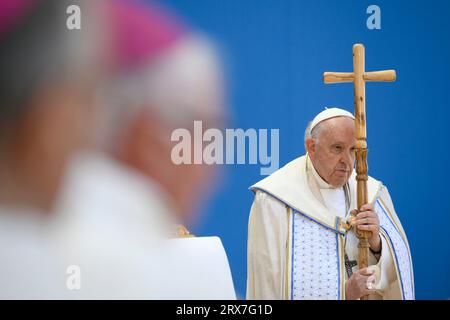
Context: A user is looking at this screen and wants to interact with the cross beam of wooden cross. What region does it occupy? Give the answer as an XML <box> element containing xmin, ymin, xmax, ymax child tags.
<box><xmin>323</xmin><ymin>44</ymin><xmax>396</xmax><ymax>300</ymax></box>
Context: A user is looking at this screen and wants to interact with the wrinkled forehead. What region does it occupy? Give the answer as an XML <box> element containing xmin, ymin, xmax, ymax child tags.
<box><xmin>319</xmin><ymin>116</ymin><xmax>355</xmax><ymax>143</ymax></box>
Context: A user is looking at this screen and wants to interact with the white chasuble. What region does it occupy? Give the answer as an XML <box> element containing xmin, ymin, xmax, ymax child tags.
<box><xmin>247</xmin><ymin>155</ymin><xmax>414</xmax><ymax>300</ymax></box>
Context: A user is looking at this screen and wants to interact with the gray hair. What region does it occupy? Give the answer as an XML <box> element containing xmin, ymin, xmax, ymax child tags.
<box><xmin>304</xmin><ymin>120</ymin><xmax>326</xmax><ymax>145</ymax></box>
<box><xmin>304</xmin><ymin>121</ymin><xmax>313</xmax><ymax>142</ymax></box>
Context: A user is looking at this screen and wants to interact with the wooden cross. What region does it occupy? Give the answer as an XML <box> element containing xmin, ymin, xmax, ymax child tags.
<box><xmin>323</xmin><ymin>44</ymin><xmax>396</xmax><ymax>299</ymax></box>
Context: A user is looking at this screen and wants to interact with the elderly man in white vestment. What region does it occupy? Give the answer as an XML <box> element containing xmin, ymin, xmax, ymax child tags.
<box><xmin>247</xmin><ymin>108</ymin><xmax>414</xmax><ymax>300</ymax></box>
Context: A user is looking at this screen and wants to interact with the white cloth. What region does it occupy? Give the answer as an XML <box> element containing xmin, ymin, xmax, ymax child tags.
<box><xmin>247</xmin><ymin>155</ymin><xmax>413</xmax><ymax>300</ymax></box>
<box><xmin>0</xmin><ymin>207</ymin><xmax>66</xmax><ymax>299</ymax></box>
<box><xmin>163</xmin><ymin>237</ymin><xmax>236</xmax><ymax>299</ymax></box>
<box><xmin>50</xmin><ymin>151</ymin><xmax>176</xmax><ymax>298</ymax></box>
<box><xmin>0</xmin><ymin>151</ymin><xmax>235</xmax><ymax>300</ymax></box>
<box><xmin>51</xmin><ymin>151</ymin><xmax>236</xmax><ymax>299</ymax></box>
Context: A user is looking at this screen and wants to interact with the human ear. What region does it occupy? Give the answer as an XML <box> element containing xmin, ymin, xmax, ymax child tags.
<box><xmin>306</xmin><ymin>138</ymin><xmax>316</xmax><ymax>158</ymax></box>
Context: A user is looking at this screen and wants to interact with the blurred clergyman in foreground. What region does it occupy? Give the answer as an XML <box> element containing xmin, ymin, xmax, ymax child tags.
<box><xmin>0</xmin><ymin>0</ymin><xmax>102</xmax><ymax>298</ymax></box>
<box><xmin>52</xmin><ymin>0</ymin><xmax>233</xmax><ymax>298</ymax></box>
<box><xmin>0</xmin><ymin>0</ymin><xmax>234</xmax><ymax>299</ymax></box>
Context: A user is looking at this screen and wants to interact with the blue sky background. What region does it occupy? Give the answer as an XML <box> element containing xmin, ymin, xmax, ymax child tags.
<box><xmin>159</xmin><ymin>0</ymin><xmax>450</xmax><ymax>299</ymax></box>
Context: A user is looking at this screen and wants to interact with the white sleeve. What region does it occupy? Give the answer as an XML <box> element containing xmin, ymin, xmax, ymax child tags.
<box><xmin>246</xmin><ymin>191</ymin><xmax>288</xmax><ymax>300</ymax></box>
<box><xmin>374</xmin><ymin>232</ymin><xmax>397</xmax><ymax>295</ymax></box>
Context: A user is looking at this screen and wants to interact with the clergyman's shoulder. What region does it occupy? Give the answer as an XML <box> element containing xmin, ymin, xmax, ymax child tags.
<box><xmin>249</xmin><ymin>155</ymin><xmax>305</xmax><ymax>192</ymax></box>
<box><xmin>251</xmin><ymin>188</ymin><xmax>285</xmax><ymax>208</ymax></box>
<box><xmin>377</xmin><ymin>183</ymin><xmax>396</xmax><ymax>208</ymax></box>
<box><xmin>249</xmin><ymin>188</ymin><xmax>289</xmax><ymax>226</ymax></box>
<box><xmin>367</xmin><ymin>173</ymin><xmax>382</xmax><ymax>186</ymax></box>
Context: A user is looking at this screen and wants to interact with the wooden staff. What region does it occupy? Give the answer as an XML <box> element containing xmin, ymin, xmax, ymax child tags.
<box><xmin>323</xmin><ymin>44</ymin><xmax>396</xmax><ymax>300</ymax></box>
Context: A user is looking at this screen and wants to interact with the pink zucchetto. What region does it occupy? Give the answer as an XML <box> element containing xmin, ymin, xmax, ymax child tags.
<box><xmin>107</xmin><ymin>0</ymin><xmax>186</xmax><ymax>70</ymax></box>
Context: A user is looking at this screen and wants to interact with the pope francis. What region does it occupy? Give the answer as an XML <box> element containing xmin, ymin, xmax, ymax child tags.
<box><xmin>246</xmin><ymin>108</ymin><xmax>414</xmax><ymax>300</ymax></box>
